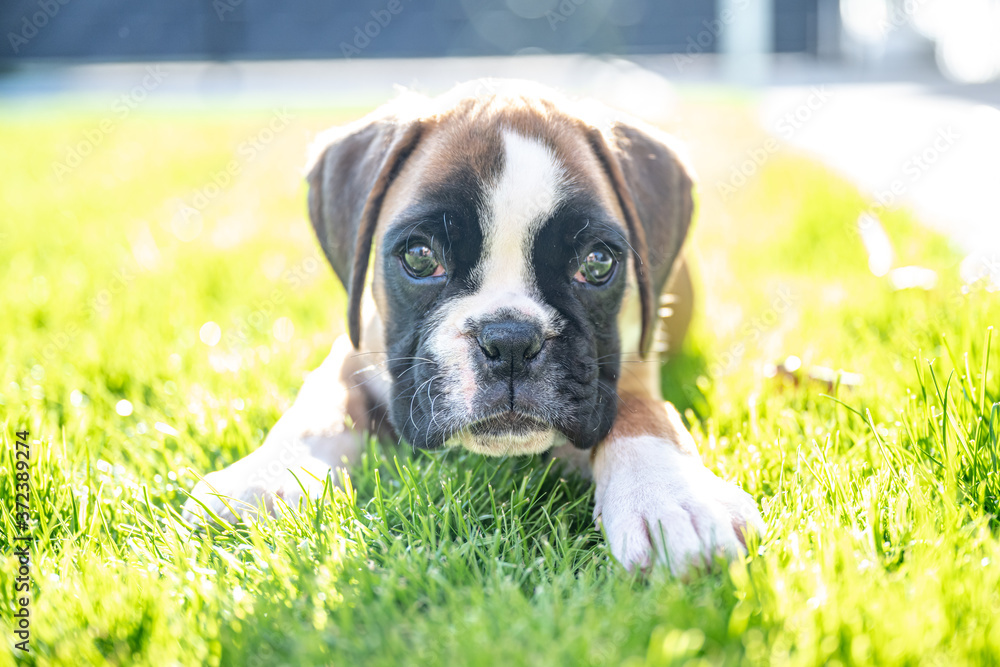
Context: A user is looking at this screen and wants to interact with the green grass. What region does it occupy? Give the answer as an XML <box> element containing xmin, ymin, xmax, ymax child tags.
<box><xmin>1</xmin><ymin>103</ymin><xmax>999</xmax><ymax>666</ymax></box>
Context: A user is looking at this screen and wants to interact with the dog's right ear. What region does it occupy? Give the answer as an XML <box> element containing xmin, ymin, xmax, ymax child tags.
<box><xmin>306</xmin><ymin>115</ymin><xmax>424</xmax><ymax>349</ymax></box>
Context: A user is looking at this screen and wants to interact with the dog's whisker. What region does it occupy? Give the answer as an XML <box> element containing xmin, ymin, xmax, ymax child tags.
<box><xmin>407</xmin><ymin>376</ymin><xmax>436</xmax><ymax>435</ymax></box>
<box><xmin>424</xmin><ymin>374</ymin><xmax>446</xmax><ymax>447</ymax></box>
<box><xmin>348</xmin><ymin>368</ymin><xmax>392</xmax><ymax>390</ymax></box>
<box><xmin>350</xmin><ymin>357</ymin><xmax>437</xmax><ymax>390</ymax></box>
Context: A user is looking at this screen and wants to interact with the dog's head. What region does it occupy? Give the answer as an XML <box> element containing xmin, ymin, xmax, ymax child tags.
<box><xmin>306</xmin><ymin>81</ymin><xmax>693</xmax><ymax>455</ymax></box>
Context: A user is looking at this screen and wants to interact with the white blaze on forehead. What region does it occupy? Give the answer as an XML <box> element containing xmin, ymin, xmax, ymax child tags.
<box><xmin>475</xmin><ymin>131</ymin><xmax>566</xmax><ymax>296</ymax></box>
<box><xmin>423</xmin><ymin>131</ymin><xmax>568</xmax><ymax>430</ymax></box>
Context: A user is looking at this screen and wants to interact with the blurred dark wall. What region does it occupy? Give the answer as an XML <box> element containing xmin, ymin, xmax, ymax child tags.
<box><xmin>1</xmin><ymin>0</ymin><xmax>818</xmax><ymax>62</ymax></box>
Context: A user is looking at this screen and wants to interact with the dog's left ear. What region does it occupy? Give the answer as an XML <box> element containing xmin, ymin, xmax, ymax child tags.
<box><xmin>585</xmin><ymin>121</ymin><xmax>695</xmax><ymax>355</ymax></box>
<box><xmin>306</xmin><ymin>114</ymin><xmax>425</xmax><ymax>348</ymax></box>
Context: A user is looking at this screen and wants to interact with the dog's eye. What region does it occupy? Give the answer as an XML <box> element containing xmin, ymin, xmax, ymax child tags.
<box><xmin>401</xmin><ymin>244</ymin><xmax>445</xmax><ymax>279</ymax></box>
<box><xmin>574</xmin><ymin>249</ymin><xmax>616</xmax><ymax>285</ymax></box>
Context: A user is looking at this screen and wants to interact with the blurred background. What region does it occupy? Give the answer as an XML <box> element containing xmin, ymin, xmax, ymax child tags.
<box><xmin>2</xmin><ymin>0</ymin><xmax>999</xmax><ymax>85</ymax></box>
<box><xmin>2</xmin><ymin>0</ymin><xmax>997</xmax><ymax>269</ymax></box>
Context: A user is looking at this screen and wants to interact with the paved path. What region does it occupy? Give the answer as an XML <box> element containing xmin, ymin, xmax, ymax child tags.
<box><xmin>758</xmin><ymin>83</ymin><xmax>1000</xmax><ymax>259</ymax></box>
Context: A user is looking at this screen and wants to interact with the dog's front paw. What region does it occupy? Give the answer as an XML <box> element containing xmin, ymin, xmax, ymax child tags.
<box><xmin>181</xmin><ymin>452</ymin><xmax>334</xmax><ymax>526</ymax></box>
<box><xmin>593</xmin><ymin>436</ymin><xmax>765</xmax><ymax>574</ymax></box>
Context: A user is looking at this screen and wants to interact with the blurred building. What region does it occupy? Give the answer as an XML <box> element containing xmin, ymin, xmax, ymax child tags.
<box><xmin>0</xmin><ymin>0</ymin><xmax>820</xmax><ymax>62</ymax></box>
<box><xmin>2</xmin><ymin>0</ymin><xmax>997</xmax><ymax>84</ymax></box>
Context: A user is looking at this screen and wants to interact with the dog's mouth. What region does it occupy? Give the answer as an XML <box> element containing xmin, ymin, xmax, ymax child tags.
<box><xmin>467</xmin><ymin>411</ymin><xmax>550</xmax><ymax>437</ymax></box>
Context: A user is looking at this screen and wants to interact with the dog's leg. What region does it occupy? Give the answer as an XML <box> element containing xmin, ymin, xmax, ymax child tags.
<box><xmin>182</xmin><ymin>334</ymin><xmax>383</xmax><ymax>524</ymax></box>
<box><xmin>590</xmin><ymin>382</ymin><xmax>765</xmax><ymax>574</ymax></box>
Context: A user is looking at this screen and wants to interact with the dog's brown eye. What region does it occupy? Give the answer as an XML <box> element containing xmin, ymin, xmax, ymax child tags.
<box><xmin>574</xmin><ymin>250</ymin><xmax>616</xmax><ymax>285</ymax></box>
<box><xmin>402</xmin><ymin>244</ymin><xmax>445</xmax><ymax>279</ymax></box>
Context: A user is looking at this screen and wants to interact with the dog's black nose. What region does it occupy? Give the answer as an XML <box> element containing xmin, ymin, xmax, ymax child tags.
<box><xmin>477</xmin><ymin>321</ymin><xmax>544</xmax><ymax>374</ymax></box>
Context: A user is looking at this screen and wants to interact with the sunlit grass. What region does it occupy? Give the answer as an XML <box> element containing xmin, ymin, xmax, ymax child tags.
<box><xmin>1</xmin><ymin>103</ymin><xmax>998</xmax><ymax>666</ymax></box>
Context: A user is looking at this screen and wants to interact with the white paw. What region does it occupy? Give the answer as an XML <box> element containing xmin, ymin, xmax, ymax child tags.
<box><xmin>593</xmin><ymin>436</ymin><xmax>765</xmax><ymax>574</ymax></box>
<box><xmin>181</xmin><ymin>451</ymin><xmax>335</xmax><ymax>526</ymax></box>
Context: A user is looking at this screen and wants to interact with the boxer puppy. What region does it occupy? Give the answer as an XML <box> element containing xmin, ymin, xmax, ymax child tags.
<box><xmin>183</xmin><ymin>81</ymin><xmax>764</xmax><ymax>573</ymax></box>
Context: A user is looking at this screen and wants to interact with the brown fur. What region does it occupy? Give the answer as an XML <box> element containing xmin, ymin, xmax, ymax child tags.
<box><xmin>307</xmin><ymin>85</ymin><xmax>693</xmax><ymax>354</ymax></box>
<box><xmin>600</xmin><ymin>390</ymin><xmax>699</xmax><ymax>459</ymax></box>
